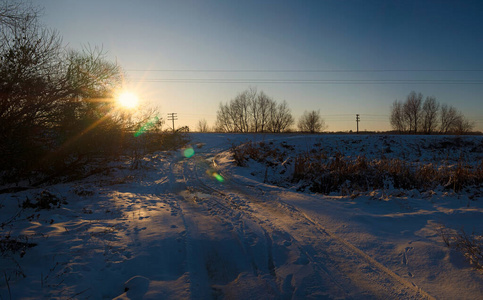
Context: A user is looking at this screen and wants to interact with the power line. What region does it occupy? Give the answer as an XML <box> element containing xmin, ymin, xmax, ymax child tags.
<box><xmin>128</xmin><ymin>78</ymin><xmax>483</xmax><ymax>85</ymax></box>
<box><xmin>126</xmin><ymin>69</ymin><xmax>483</xmax><ymax>73</ymax></box>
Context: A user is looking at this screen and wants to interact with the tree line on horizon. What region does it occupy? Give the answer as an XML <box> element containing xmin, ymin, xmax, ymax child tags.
<box><xmin>212</xmin><ymin>87</ymin><xmax>327</xmax><ymax>134</ymax></box>
<box><xmin>390</xmin><ymin>91</ymin><xmax>474</xmax><ymax>135</ymax></box>
<box><xmin>215</xmin><ymin>87</ymin><xmax>294</xmax><ymax>133</ymax></box>
<box><xmin>209</xmin><ymin>88</ymin><xmax>475</xmax><ymax>134</ymax></box>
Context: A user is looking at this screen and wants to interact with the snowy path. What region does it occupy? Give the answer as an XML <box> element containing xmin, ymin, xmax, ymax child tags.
<box><xmin>154</xmin><ymin>149</ymin><xmax>431</xmax><ymax>299</ymax></box>
<box><xmin>2</xmin><ymin>133</ymin><xmax>482</xmax><ymax>299</ymax></box>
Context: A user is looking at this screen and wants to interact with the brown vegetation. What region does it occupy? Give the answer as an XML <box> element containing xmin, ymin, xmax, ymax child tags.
<box><xmin>440</xmin><ymin>225</ymin><xmax>483</xmax><ymax>271</ymax></box>
<box><xmin>232</xmin><ymin>140</ymin><xmax>483</xmax><ymax>194</ymax></box>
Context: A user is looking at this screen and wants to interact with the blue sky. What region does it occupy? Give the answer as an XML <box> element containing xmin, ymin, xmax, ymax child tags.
<box><xmin>42</xmin><ymin>0</ymin><xmax>483</xmax><ymax>131</ymax></box>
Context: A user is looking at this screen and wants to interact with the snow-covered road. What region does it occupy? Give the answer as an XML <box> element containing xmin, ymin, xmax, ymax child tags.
<box><xmin>1</xmin><ymin>133</ymin><xmax>482</xmax><ymax>299</ymax></box>
<box><xmin>164</xmin><ymin>151</ymin><xmax>432</xmax><ymax>299</ymax></box>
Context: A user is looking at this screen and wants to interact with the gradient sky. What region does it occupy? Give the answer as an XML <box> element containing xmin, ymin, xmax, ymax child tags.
<box><xmin>41</xmin><ymin>0</ymin><xmax>483</xmax><ymax>132</ymax></box>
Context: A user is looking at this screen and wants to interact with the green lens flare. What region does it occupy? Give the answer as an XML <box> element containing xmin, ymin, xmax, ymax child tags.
<box><xmin>183</xmin><ymin>147</ymin><xmax>195</xmax><ymax>158</ymax></box>
<box><xmin>134</xmin><ymin>116</ymin><xmax>159</xmax><ymax>137</ymax></box>
<box><xmin>213</xmin><ymin>173</ymin><xmax>224</xmax><ymax>182</ymax></box>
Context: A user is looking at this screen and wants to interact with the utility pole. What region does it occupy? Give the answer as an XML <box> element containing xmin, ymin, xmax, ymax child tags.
<box><xmin>167</xmin><ymin>113</ymin><xmax>177</xmax><ymax>132</ymax></box>
<box><xmin>356</xmin><ymin>114</ymin><xmax>360</xmax><ymax>134</ymax></box>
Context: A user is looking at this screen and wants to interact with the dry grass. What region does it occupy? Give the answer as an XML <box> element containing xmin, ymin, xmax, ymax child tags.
<box><xmin>231</xmin><ymin>141</ymin><xmax>288</xmax><ymax>167</ymax></box>
<box><xmin>440</xmin><ymin>225</ymin><xmax>483</xmax><ymax>271</ymax></box>
<box><xmin>296</xmin><ymin>154</ymin><xmax>483</xmax><ymax>193</ymax></box>
<box><xmin>232</xmin><ymin>141</ymin><xmax>483</xmax><ymax>194</ymax></box>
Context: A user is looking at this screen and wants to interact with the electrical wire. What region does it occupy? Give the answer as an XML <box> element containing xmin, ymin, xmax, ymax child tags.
<box><xmin>125</xmin><ymin>69</ymin><xmax>483</xmax><ymax>84</ymax></box>
<box><xmin>128</xmin><ymin>78</ymin><xmax>483</xmax><ymax>85</ymax></box>
<box><xmin>126</xmin><ymin>69</ymin><xmax>483</xmax><ymax>73</ymax></box>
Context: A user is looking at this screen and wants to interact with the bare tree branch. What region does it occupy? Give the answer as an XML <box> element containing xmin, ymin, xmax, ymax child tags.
<box><xmin>298</xmin><ymin>110</ymin><xmax>327</xmax><ymax>133</ymax></box>
<box><xmin>422</xmin><ymin>96</ymin><xmax>439</xmax><ymax>134</ymax></box>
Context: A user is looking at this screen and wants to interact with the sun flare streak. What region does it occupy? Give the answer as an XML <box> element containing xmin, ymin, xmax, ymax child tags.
<box><xmin>117</xmin><ymin>92</ymin><xmax>139</xmax><ymax>109</ymax></box>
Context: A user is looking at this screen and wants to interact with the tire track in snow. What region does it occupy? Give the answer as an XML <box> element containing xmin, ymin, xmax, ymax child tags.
<box><xmin>184</xmin><ymin>159</ymin><xmax>278</xmax><ymax>281</ymax></box>
<box><xmin>276</xmin><ymin>200</ymin><xmax>436</xmax><ymax>300</ymax></box>
<box><xmin>207</xmin><ymin>153</ymin><xmax>436</xmax><ymax>299</ymax></box>
<box><xmin>180</xmin><ymin>159</ymin><xmax>276</xmax><ymax>279</ymax></box>
<box><xmin>166</xmin><ymin>159</ymin><xmax>213</xmax><ymax>299</ymax></box>
<box><xmin>168</xmin><ymin>158</ymin><xmax>281</xmax><ymax>299</ymax></box>
<box><xmin>191</xmin><ymin>173</ymin><xmax>356</xmax><ymax>298</ymax></box>
<box><xmin>179</xmin><ymin>151</ymin><xmax>432</xmax><ymax>298</ymax></box>
<box><xmin>183</xmin><ymin>156</ymin><xmax>351</xmax><ymax>299</ymax></box>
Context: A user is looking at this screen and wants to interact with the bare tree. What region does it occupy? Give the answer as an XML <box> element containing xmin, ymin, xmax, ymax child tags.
<box><xmin>390</xmin><ymin>100</ymin><xmax>407</xmax><ymax>133</ymax></box>
<box><xmin>215</xmin><ymin>102</ymin><xmax>233</xmax><ymax>132</ymax></box>
<box><xmin>298</xmin><ymin>110</ymin><xmax>327</xmax><ymax>133</ymax></box>
<box><xmin>233</xmin><ymin>90</ymin><xmax>252</xmax><ymax>132</ymax></box>
<box><xmin>57</xmin><ymin>47</ymin><xmax>123</xmax><ymax>134</ymax></box>
<box><xmin>439</xmin><ymin>104</ymin><xmax>474</xmax><ymax>134</ymax></box>
<box><xmin>216</xmin><ymin>94</ymin><xmax>249</xmax><ymax>133</ymax></box>
<box><xmin>0</xmin><ymin>1</ymin><xmax>38</xmax><ymax>28</ymax></box>
<box><xmin>403</xmin><ymin>91</ymin><xmax>423</xmax><ymax>133</ymax></box>
<box><xmin>0</xmin><ymin>7</ymin><xmax>65</xmax><ymax>163</ymax></box>
<box><xmin>453</xmin><ymin>115</ymin><xmax>475</xmax><ymax>134</ymax></box>
<box><xmin>390</xmin><ymin>92</ymin><xmax>475</xmax><ymax>135</ymax></box>
<box><xmin>257</xmin><ymin>92</ymin><xmax>272</xmax><ymax>132</ymax></box>
<box><xmin>440</xmin><ymin>104</ymin><xmax>460</xmax><ymax>134</ymax></box>
<box><xmin>221</xmin><ymin>89</ymin><xmax>256</xmax><ymax>133</ymax></box>
<box><xmin>0</xmin><ymin>4</ymin><xmax>125</xmax><ymax>176</ymax></box>
<box><xmin>390</xmin><ymin>92</ymin><xmax>438</xmax><ymax>134</ymax></box>
<box><xmin>197</xmin><ymin>118</ymin><xmax>209</xmax><ymax>132</ymax></box>
<box><xmin>250</xmin><ymin>89</ymin><xmax>274</xmax><ymax>133</ymax></box>
<box><xmin>421</xmin><ymin>96</ymin><xmax>439</xmax><ymax>134</ymax></box>
<box><xmin>269</xmin><ymin>100</ymin><xmax>294</xmax><ymax>133</ymax></box>
<box><xmin>216</xmin><ymin>88</ymin><xmax>294</xmax><ymax>133</ymax></box>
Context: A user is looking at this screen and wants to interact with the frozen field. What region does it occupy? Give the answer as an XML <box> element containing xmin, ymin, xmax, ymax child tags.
<box><xmin>1</xmin><ymin>133</ymin><xmax>482</xmax><ymax>299</ymax></box>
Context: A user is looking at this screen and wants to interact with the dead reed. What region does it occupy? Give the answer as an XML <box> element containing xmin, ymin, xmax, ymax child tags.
<box><xmin>232</xmin><ymin>141</ymin><xmax>483</xmax><ymax>194</ymax></box>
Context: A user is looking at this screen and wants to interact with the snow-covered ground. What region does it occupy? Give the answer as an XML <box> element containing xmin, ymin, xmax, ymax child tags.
<box><xmin>1</xmin><ymin>133</ymin><xmax>482</xmax><ymax>299</ymax></box>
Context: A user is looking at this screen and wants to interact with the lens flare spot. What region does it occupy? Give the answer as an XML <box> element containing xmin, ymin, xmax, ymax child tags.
<box><xmin>213</xmin><ymin>173</ymin><xmax>224</xmax><ymax>182</ymax></box>
<box><xmin>134</xmin><ymin>116</ymin><xmax>160</xmax><ymax>137</ymax></box>
<box><xmin>183</xmin><ymin>147</ymin><xmax>195</xmax><ymax>158</ymax></box>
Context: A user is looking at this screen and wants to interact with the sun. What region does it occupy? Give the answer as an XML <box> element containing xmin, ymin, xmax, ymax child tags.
<box><xmin>117</xmin><ymin>92</ymin><xmax>139</xmax><ymax>109</ymax></box>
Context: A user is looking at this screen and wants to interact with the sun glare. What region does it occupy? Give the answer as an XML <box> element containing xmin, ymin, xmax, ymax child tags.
<box><xmin>117</xmin><ymin>92</ymin><xmax>139</xmax><ymax>109</ymax></box>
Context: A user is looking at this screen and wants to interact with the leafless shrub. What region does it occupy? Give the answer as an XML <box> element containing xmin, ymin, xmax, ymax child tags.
<box><xmin>231</xmin><ymin>144</ymin><xmax>250</xmax><ymax>167</ymax></box>
<box><xmin>72</xmin><ymin>187</ymin><xmax>95</xmax><ymax>196</ymax></box>
<box><xmin>440</xmin><ymin>225</ymin><xmax>483</xmax><ymax>271</ymax></box>
<box><xmin>450</xmin><ymin>163</ymin><xmax>474</xmax><ymax>192</ymax></box>
<box><xmin>298</xmin><ymin>110</ymin><xmax>327</xmax><ymax>133</ymax></box>
<box><xmin>0</xmin><ymin>235</ymin><xmax>37</xmax><ymax>258</ymax></box>
<box><xmin>232</xmin><ymin>141</ymin><xmax>262</xmax><ymax>166</ymax></box>
<box><xmin>197</xmin><ymin>118</ymin><xmax>209</xmax><ymax>132</ymax></box>
<box><xmin>231</xmin><ymin>141</ymin><xmax>289</xmax><ymax>168</ymax></box>
<box><xmin>22</xmin><ymin>190</ymin><xmax>66</xmax><ymax>210</ymax></box>
<box><xmin>293</xmin><ymin>154</ymin><xmax>310</xmax><ymax>181</ymax></box>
